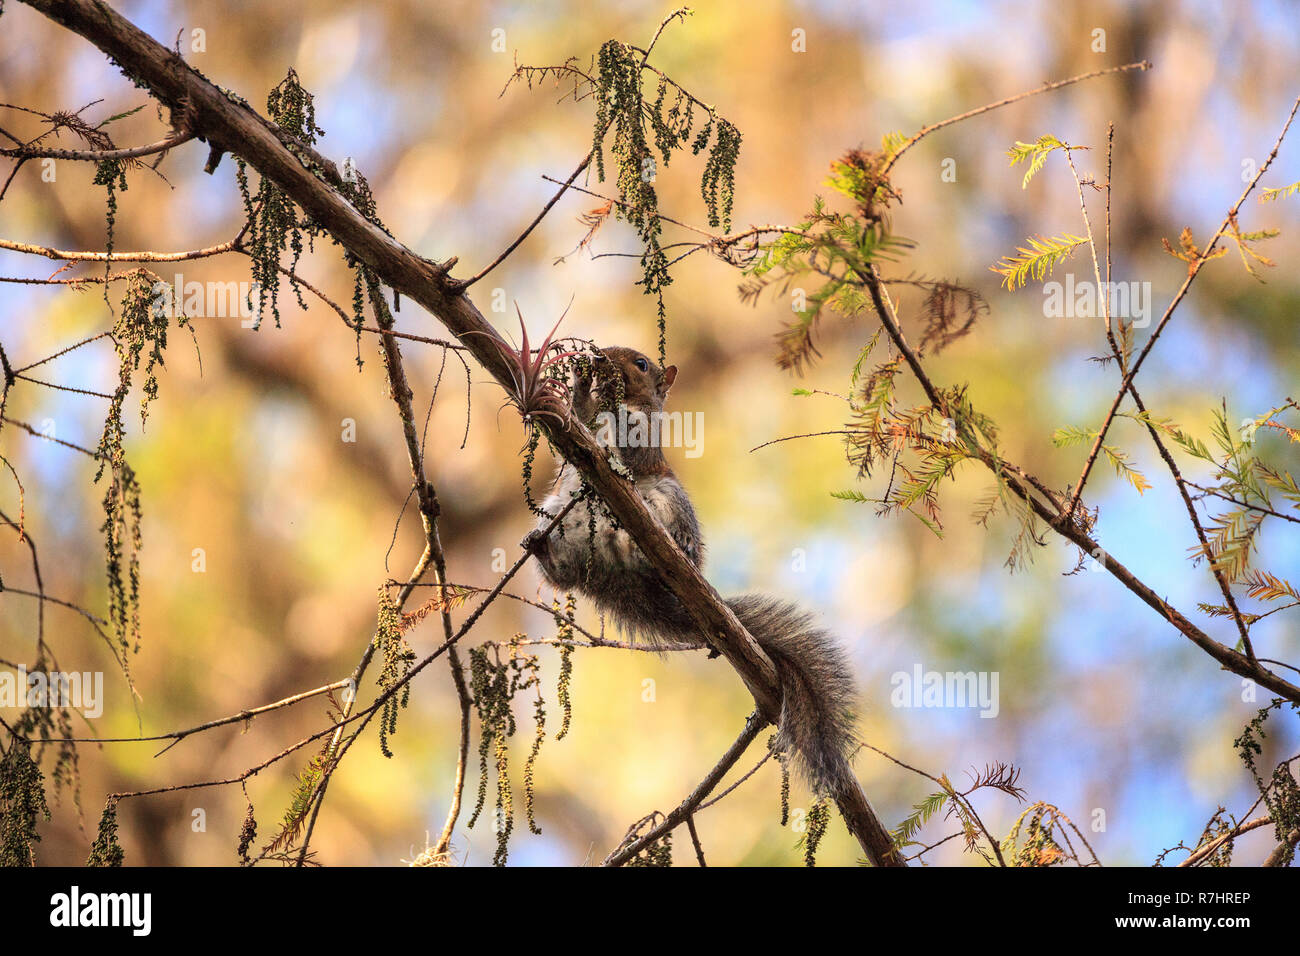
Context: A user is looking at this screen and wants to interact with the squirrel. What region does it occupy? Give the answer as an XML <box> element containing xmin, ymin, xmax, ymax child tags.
<box><xmin>526</xmin><ymin>346</ymin><xmax>858</xmax><ymax>797</ymax></box>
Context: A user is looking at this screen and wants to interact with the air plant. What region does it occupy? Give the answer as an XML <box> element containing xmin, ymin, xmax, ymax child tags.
<box><xmin>487</xmin><ymin>304</ymin><xmax>582</xmax><ymax>431</ymax></box>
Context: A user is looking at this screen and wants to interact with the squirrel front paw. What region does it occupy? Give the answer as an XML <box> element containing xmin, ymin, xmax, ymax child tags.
<box><xmin>520</xmin><ymin>528</ymin><xmax>549</xmax><ymax>558</ymax></box>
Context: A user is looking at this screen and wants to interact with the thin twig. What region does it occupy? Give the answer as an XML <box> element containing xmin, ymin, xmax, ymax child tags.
<box><xmin>685</xmin><ymin>815</ymin><xmax>707</xmax><ymax>866</ymax></box>
<box><xmin>882</xmin><ymin>61</ymin><xmax>1151</xmax><ymax>176</ymax></box>
<box><xmin>1063</xmin><ymin>141</ymin><xmax>1255</xmax><ymax>659</ymax></box>
<box><xmin>603</xmin><ymin>711</ymin><xmax>765</xmax><ymax>866</ymax></box>
<box><xmin>0</xmin><ymin>235</ymin><xmax>239</xmax><ymax>262</ymax></box>
<box><xmin>1177</xmin><ymin>815</ymin><xmax>1273</xmax><ymax>867</ymax></box>
<box><xmin>0</xmin><ymin>130</ymin><xmax>194</xmax><ymax>161</ymax></box>
<box><xmin>454</xmin><ymin>7</ymin><xmax>695</xmax><ymax>290</ymax></box>
<box><xmin>1065</xmin><ymin>93</ymin><xmax>1300</xmax><ymax>519</ymax></box>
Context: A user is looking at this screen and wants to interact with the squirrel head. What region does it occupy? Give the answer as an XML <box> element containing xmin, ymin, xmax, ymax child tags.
<box><xmin>573</xmin><ymin>346</ymin><xmax>677</xmax><ymax>421</ymax></box>
<box><xmin>572</xmin><ymin>346</ymin><xmax>679</xmax><ymax>475</ymax></box>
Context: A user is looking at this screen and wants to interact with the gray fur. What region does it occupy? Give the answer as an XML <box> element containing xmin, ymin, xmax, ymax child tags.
<box><xmin>726</xmin><ymin>593</ymin><xmax>858</xmax><ymax>794</ymax></box>
<box><xmin>535</xmin><ymin>461</ymin><xmax>858</xmax><ymax>795</ymax></box>
<box><xmin>536</xmin><ymin>467</ymin><xmax>703</xmax><ymax>647</ymax></box>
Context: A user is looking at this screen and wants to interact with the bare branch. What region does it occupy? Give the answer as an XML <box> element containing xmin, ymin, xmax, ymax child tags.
<box><xmin>881</xmin><ymin>60</ymin><xmax>1151</xmax><ymax>176</ymax></box>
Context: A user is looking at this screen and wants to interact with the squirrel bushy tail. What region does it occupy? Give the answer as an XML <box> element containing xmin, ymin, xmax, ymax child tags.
<box><xmin>726</xmin><ymin>593</ymin><xmax>858</xmax><ymax>795</ymax></box>
<box><xmin>532</xmin><ymin>345</ymin><xmax>862</xmax><ymax>797</ymax></box>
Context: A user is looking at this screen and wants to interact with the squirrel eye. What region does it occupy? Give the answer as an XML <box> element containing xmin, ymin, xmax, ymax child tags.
<box><xmin>634</xmin><ymin>357</ymin><xmax>649</xmax><ymax>373</ymax></box>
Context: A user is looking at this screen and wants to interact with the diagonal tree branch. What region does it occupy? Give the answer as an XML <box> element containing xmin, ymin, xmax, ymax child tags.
<box><xmin>852</xmin><ymin>264</ymin><xmax>1300</xmax><ymax>704</ymax></box>
<box><xmin>603</xmin><ymin>711</ymin><xmax>765</xmax><ymax>866</ymax></box>
<box><xmin>1062</xmin><ymin>142</ymin><xmax>1256</xmax><ymax>659</ymax></box>
<box><xmin>1064</xmin><ymin>92</ymin><xmax>1300</xmax><ymax>517</ymax></box>
<box><xmin>19</xmin><ymin>0</ymin><xmax>903</xmax><ymax>866</ymax></box>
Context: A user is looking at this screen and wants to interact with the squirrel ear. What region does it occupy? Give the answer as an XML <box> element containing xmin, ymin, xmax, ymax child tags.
<box><xmin>661</xmin><ymin>364</ymin><xmax>678</xmax><ymax>394</ymax></box>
